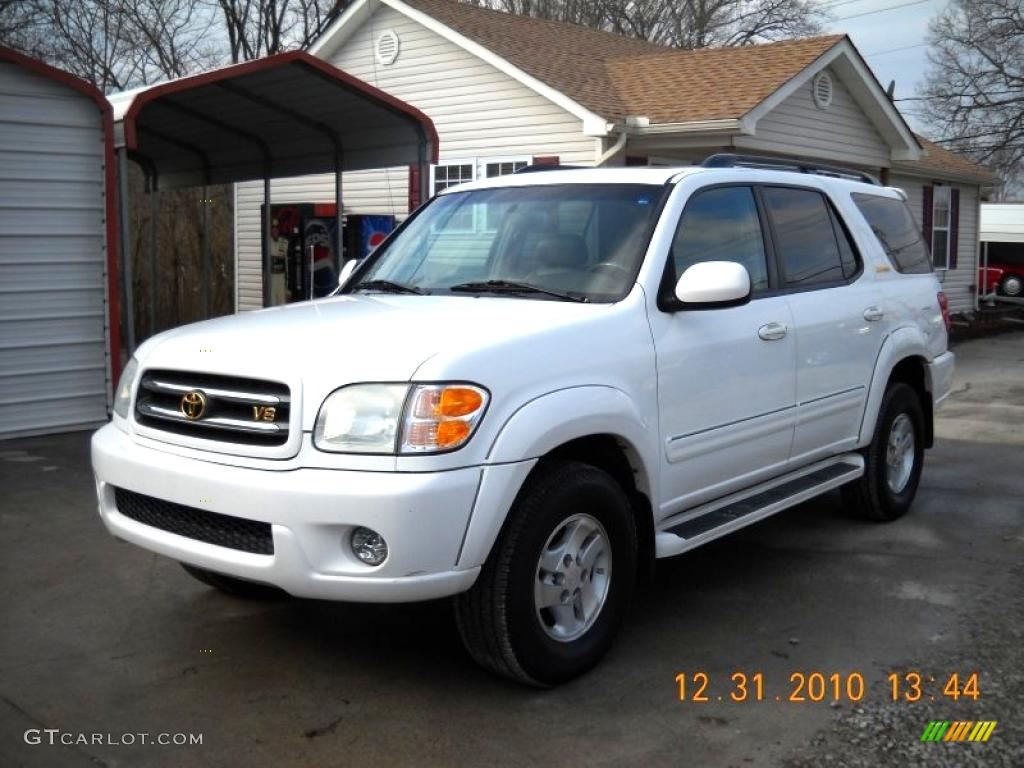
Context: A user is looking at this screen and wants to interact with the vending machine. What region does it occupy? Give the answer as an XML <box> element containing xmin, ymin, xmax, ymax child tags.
<box><xmin>261</xmin><ymin>205</ymin><xmax>395</xmax><ymax>306</ymax></box>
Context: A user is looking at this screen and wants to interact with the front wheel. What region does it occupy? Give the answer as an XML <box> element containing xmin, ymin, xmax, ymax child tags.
<box><xmin>843</xmin><ymin>382</ymin><xmax>925</xmax><ymax>521</ymax></box>
<box><xmin>454</xmin><ymin>460</ymin><xmax>637</xmax><ymax>686</ymax></box>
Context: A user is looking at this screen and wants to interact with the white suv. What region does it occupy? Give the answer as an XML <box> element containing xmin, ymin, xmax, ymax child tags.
<box><xmin>92</xmin><ymin>156</ymin><xmax>954</xmax><ymax>685</ymax></box>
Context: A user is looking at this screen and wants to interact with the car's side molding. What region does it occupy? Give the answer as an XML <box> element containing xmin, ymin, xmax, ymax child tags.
<box><xmin>858</xmin><ymin>326</ymin><xmax>933</xmax><ymax>445</ymax></box>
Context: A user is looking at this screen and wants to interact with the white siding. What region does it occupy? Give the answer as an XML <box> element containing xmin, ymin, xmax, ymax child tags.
<box><xmin>235</xmin><ymin>4</ymin><xmax>597</xmax><ymax>310</ymax></box>
<box><xmin>891</xmin><ymin>173</ymin><xmax>979</xmax><ymax>314</ymax></box>
<box><xmin>0</xmin><ymin>62</ymin><xmax>110</xmax><ymax>437</ymax></box>
<box><xmin>737</xmin><ymin>67</ymin><xmax>890</xmax><ymax>170</ymax></box>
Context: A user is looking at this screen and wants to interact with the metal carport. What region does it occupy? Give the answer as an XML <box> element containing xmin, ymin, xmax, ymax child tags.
<box><xmin>109</xmin><ymin>51</ymin><xmax>437</xmax><ymax>357</ymax></box>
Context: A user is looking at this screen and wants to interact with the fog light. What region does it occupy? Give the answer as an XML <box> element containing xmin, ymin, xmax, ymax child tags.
<box><xmin>351</xmin><ymin>527</ymin><xmax>388</xmax><ymax>566</ymax></box>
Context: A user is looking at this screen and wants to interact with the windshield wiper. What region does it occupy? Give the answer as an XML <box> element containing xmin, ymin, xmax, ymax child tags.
<box><xmin>449</xmin><ymin>280</ymin><xmax>589</xmax><ymax>303</ymax></box>
<box><xmin>353</xmin><ymin>279</ymin><xmax>426</xmax><ymax>295</ymax></box>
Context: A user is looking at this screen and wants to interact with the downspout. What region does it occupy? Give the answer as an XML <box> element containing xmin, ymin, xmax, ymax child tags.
<box><xmin>596</xmin><ymin>130</ymin><xmax>628</xmax><ymax>167</ymax></box>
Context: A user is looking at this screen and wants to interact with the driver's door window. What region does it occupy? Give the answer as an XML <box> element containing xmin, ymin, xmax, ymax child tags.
<box><xmin>671</xmin><ymin>186</ymin><xmax>769</xmax><ymax>292</ymax></box>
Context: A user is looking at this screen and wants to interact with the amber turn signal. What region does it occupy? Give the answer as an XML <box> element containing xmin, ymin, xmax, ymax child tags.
<box><xmin>437</xmin><ymin>387</ymin><xmax>484</xmax><ymax>418</ymax></box>
<box><xmin>400</xmin><ymin>383</ymin><xmax>488</xmax><ymax>453</ymax></box>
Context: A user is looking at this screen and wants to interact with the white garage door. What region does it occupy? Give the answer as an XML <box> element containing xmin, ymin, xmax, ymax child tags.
<box><xmin>0</xmin><ymin>62</ymin><xmax>110</xmax><ymax>438</ymax></box>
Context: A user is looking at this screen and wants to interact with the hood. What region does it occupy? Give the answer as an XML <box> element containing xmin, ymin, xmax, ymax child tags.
<box><xmin>135</xmin><ymin>293</ymin><xmax>606</xmax><ymax>428</ymax></box>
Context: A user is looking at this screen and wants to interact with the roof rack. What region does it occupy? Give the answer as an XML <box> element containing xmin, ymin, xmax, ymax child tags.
<box><xmin>514</xmin><ymin>164</ymin><xmax>585</xmax><ymax>174</ymax></box>
<box><xmin>701</xmin><ymin>153</ymin><xmax>880</xmax><ymax>186</ymax></box>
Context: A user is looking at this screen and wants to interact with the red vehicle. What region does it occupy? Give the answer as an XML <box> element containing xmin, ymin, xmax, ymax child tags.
<box><xmin>978</xmin><ymin>243</ymin><xmax>1024</xmax><ymax>297</ymax></box>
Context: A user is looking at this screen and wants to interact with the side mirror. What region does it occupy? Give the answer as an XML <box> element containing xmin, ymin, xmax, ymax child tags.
<box><xmin>337</xmin><ymin>259</ymin><xmax>358</xmax><ymax>289</ymax></box>
<box><xmin>674</xmin><ymin>261</ymin><xmax>751</xmax><ymax>308</ymax></box>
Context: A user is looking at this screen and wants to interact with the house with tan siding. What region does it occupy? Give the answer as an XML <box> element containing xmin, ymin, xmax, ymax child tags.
<box><xmin>234</xmin><ymin>0</ymin><xmax>998</xmax><ymax>314</ymax></box>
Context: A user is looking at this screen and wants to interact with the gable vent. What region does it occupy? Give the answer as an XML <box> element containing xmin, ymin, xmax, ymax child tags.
<box><xmin>812</xmin><ymin>71</ymin><xmax>834</xmax><ymax>109</ymax></box>
<box><xmin>375</xmin><ymin>29</ymin><xmax>400</xmax><ymax>66</ymax></box>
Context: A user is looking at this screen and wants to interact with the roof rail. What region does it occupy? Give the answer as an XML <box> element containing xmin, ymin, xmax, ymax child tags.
<box><xmin>701</xmin><ymin>153</ymin><xmax>880</xmax><ymax>186</ymax></box>
<box><xmin>513</xmin><ymin>164</ymin><xmax>585</xmax><ymax>174</ymax></box>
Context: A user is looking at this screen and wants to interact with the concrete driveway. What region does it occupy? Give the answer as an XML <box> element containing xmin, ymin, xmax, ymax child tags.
<box><xmin>1</xmin><ymin>333</ymin><xmax>1022</xmax><ymax>768</ymax></box>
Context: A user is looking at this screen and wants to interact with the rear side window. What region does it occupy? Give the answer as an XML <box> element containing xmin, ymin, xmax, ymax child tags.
<box><xmin>763</xmin><ymin>187</ymin><xmax>855</xmax><ymax>287</ymax></box>
<box><xmin>671</xmin><ymin>186</ymin><xmax>769</xmax><ymax>291</ymax></box>
<box><xmin>852</xmin><ymin>193</ymin><xmax>932</xmax><ymax>274</ymax></box>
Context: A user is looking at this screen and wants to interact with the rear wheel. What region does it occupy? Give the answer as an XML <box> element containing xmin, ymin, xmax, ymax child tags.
<box><xmin>454</xmin><ymin>460</ymin><xmax>637</xmax><ymax>686</ymax></box>
<box><xmin>180</xmin><ymin>563</ymin><xmax>286</xmax><ymax>599</ymax></box>
<box><xmin>843</xmin><ymin>382</ymin><xmax>925</xmax><ymax>521</ymax></box>
<box><xmin>1000</xmin><ymin>274</ymin><xmax>1023</xmax><ymax>297</ymax></box>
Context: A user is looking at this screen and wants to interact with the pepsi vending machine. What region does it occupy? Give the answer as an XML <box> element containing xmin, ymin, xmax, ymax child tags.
<box><xmin>261</xmin><ymin>206</ymin><xmax>395</xmax><ymax>306</ymax></box>
<box><xmin>344</xmin><ymin>214</ymin><xmax>397</xmax><ymax>261</ymax></box>
<box><xmin>261</xmin><ymin>203</ymin><xmax>339</xmax><ymax>306</ymax></box>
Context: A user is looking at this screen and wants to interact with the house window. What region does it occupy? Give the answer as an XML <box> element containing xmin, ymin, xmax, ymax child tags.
<box><xmin>429</xmin><ymin>157</ymin><xmax>530</xmax><ymax>231</ymax></box>
<box><xmin>430</xmin><ymin>161</ymin><xmax>476</xmax><ymax>230</ymax></box>
<box><xmin>931</xmin><ymin>185</ymin><xmax>951</xmax><ymax>269</ymax></box>
<box><xmin>484</xmin><ymin>159</ymin><xmax>528</xmax><ymax>178</ymax></box>
<box><xmin>432</xmin><ymin>162</ymin><xmax>475</xmax><ymax>195</ymax></box>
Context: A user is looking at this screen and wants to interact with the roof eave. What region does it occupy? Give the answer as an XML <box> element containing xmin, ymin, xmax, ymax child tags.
<box><xmin>629</xmin><ymin>118</ymin><xmax>747</xmax><ymax>136</ymax></box>
<box><xmin>890</xmin><ymin>163</ymin><xmax>1001</xmax><ymax>187</ymax></box>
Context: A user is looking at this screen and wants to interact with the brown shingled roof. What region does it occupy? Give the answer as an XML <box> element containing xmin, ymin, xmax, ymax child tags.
<box><xmin>902</xmin><ymin>136</ymin><xmax>999</xmax><ymax>184</ymax></box>
<box><xmin>402</xmin><ymin>0</ymin><xmax>843</xmax><ymax>123</ymax></box>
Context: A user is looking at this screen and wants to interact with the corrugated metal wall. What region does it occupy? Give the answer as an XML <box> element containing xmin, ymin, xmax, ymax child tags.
<box><xmin>0</xmin><ymin>62</ymin><xmax>110</xmax><ymax>438</ymax></box>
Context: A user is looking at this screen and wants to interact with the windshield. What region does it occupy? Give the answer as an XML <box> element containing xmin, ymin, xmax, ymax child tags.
<box><xmin>349</xmin><ymin>184</ymin><xmax>664</xmax><ymax>302</ymax></box>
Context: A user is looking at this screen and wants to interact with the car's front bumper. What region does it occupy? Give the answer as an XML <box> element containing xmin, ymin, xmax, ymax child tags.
<box><xmin>91</xmin><ymin>424</ymin><xmax>492</xmax><ymax>602</ymax></box>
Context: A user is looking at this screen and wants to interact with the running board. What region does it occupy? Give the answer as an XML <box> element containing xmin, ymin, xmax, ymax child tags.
<box><xmin>654</xmin><ymin>454</ymin><xmax>864</xmax><ymax>558</ymax></box>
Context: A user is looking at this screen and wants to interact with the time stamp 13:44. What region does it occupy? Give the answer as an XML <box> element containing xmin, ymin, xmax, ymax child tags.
<box><xmin>675</xmin><ymin>672</ymin><xmax>982</xmax><ymax>703</ymax></box>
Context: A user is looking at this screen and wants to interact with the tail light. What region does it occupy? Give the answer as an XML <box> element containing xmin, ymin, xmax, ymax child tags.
<box><xmin>937</xmin><ymin>291</ymin><xmax>951</xmax><ymax>332</ymax></box>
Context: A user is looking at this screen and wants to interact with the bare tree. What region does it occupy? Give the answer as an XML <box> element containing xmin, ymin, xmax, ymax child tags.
<box><xmin>4</xmin><ymin>0</ymin><xmax>211</xmax><ymax>89</ymax></box>
<box><xmin>213</xmin><ymin>0</ymin><xmax>351</xmax><ymax>62</ymax></box>
<box><xmin>921</xmin><ymin>0</ymin><xmax>1022</xmax><ymax>192</ymax></box>
<box><xmin>466</xmin><ymin>0</ymin><xmax>826</xmax><ymax>49</ymax></box>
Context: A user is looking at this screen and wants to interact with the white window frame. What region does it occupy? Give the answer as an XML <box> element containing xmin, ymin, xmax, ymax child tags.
<box><xmin>931</xmin><ymin>185</ymin><xmax>952</xmax><ymax>270</ymax></box>
<box><xmin>429</xmin><ymin>158</ymin><xmax>477</xmax><ymax>196</ymax></box>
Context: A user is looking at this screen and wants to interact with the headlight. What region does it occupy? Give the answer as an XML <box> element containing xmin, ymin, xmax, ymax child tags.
<box><xmin>314</xmin><ymin>384</ymin><xmax>407</xmax><ymax>453</ymax></box>
<box><xmin>313</xmin><ymin>383</ymin><xmax>489</xmax><ymax>454</ymax></box>
<box><xmin>113</xmin><ymin>357</ymin><xmax>139</xmax><ymax>419</ymax></box>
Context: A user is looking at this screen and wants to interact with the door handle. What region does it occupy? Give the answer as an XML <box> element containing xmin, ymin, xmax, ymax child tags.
<box><xmin>863</xmin><ymin>306</ymin><xmax>884</xmax><ymax>322</ymax></box>
<box><xmin>758</xmin><ymin>322</ymin><xmax>788</xmax><ymax>341</ymax></box>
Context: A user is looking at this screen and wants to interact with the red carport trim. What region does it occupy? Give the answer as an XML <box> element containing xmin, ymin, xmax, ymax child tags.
<box><xmin>121</xmin><ymin>50</ymin><xmax>439</xmax><ymax>163</ymax></box>
<box><xmin>0</xmin><ymin>46</ymin><xmax>122</xmax><ymax>387</ymax></box>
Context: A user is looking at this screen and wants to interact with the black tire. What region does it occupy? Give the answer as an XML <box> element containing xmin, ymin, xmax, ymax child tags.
<box><xmin>180</xmin><ymin>563</ymin><xmax>286</xmax><ymax>599</ymax></box>
<box><xmin>454</xmin><ymin>460</ymin><xmax>637</xmax><ymax>686</ymax></box>
<box><xmin>842</xmin><ymin>382</ymin><xmax>925</xmax><ymax>521</ymax></box>
<box><xmin>999</xmin><ymin>273</ymin><xmax>1023</xmax><ymax>298</ymax></box>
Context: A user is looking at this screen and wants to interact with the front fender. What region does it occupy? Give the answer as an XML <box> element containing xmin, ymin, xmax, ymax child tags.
<box><xmin>455</xmin><ymin>386</ymin><xmax>657</xmax><ymax>569</ymax></box>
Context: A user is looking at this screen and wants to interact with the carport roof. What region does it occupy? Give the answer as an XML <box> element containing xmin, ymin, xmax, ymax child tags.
<box><xmin>108</xmin><ymin>51</ymin><xmax>438</xmax><ymax>188</ymax></box>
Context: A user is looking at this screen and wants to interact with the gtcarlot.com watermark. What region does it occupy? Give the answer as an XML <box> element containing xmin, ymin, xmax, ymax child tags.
<box><xmin>25</xmin><ymin>729</ymin><xmax>202</xmax><ymax>747</ymax></box>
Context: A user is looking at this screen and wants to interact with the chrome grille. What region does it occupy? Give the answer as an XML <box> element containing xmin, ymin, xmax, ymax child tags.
<box><xmin>135</xmin><ymin>369</ymin><xmax>290</xmax><ymax>446</ymax></box>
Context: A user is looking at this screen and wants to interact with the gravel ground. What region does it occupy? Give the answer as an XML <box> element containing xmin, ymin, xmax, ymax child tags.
<box><xmin>784</xmin><ymin>562</ymin><xmax>1023</xmax><ymax>768</ymax></box>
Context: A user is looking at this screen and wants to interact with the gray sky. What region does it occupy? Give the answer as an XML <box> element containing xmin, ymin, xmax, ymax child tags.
<box><xmin>822</xmin><ymin>0</ymin><xmax>949</xmax><ymax>133</ymax></box>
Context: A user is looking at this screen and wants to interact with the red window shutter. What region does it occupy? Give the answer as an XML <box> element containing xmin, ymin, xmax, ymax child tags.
<box><xmin>532</xmin><ymin>155</ymin><xmax>559</xmax><ymax>166</ymax></box>
<box><xmin>921</xmin><ymin>184</ymin><xmax>933</xmax><ymax>253</ymax></box>
<box><xmin>949</xmin><ymin>187</ymin><xmax>960</xmax><ymax>269</ymax></box>
<box><xmin>408</xmin><ymin>164</ymin><xmax>421</xmax><ymax>212</ymax></box>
